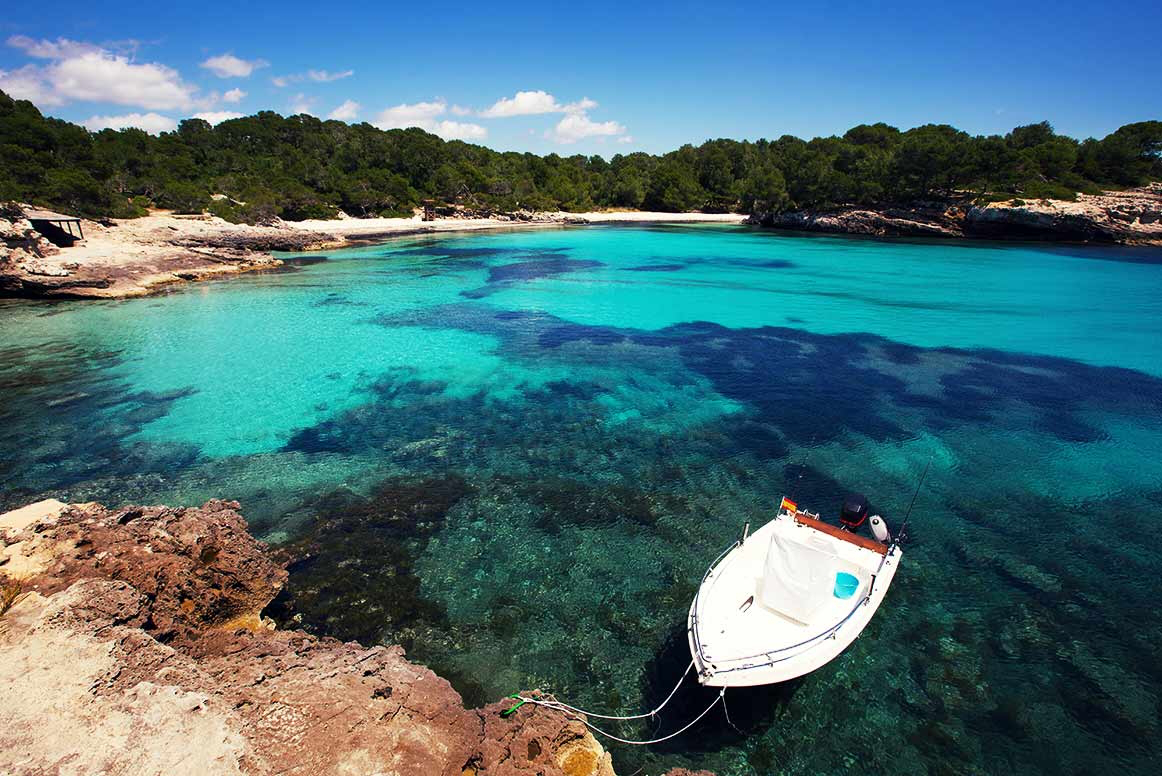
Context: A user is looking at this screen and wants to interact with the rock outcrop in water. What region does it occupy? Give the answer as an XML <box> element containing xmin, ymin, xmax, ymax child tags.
<box><xmin>0</xmin><ymin>498</ymin><xmax>693</xmax><ymax>775</ymax></box>
<box><xmin>747</xmin><ymin>184</ymin><xmax>1162</xmax><ymax>244</ymax></box>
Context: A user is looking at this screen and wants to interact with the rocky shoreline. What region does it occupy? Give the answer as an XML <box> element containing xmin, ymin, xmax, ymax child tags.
<box><xmin>0</xmin><ymin>210</ymin><xmax>339</xmax><ymax>299</ymax></box>
<box><xmin>0</xmin><ymin>206</ymin><xmax>740</xmax><ymax>300</ymax></box>
<box><xmin>0</xmin><ymin>498</ymin><xmax>710</xmax><ymax>776</ymax></box>
<box><xmin>746</xmin><ymin>184</ymin><xmax>1162</xmax><ymax>244</ymax></box>
<box><xmin>6</xmin><ymin>186</ymin><xmax>1157</xmax><ymax>303</ymax></box>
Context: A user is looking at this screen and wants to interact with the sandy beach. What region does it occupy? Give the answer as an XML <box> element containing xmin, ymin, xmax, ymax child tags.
<box><xmin>1</xmin><ymin>210</ymin><xmax>745</xmax><ymax>299</ymax></box>
<box><xmin>286</xmin><ymin>210</ymin><xmax>744</xmax><ymax>238</ymax></box>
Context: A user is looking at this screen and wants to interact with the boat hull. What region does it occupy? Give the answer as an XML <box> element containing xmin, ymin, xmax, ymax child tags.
<box><xmin>687</xmin><ymin>512</ymin><xmax>901</xmax><ymax>687</ymax></box>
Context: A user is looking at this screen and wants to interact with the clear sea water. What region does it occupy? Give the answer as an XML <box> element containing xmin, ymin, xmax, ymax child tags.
<box><xmin>2</xmin><ymin>224</ymin><xmax>1160</xmax><ymax>775</ymax></box>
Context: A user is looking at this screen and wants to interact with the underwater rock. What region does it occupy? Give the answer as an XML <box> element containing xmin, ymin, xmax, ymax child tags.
<box><xmin>266</xmin><ymin>475</ymin><xmax>473</xmax><ymax>646</ymax></box>
<box><xmin>0</xmin><ymin>498</ymin><xmax>662</xmax><ymax>776</ymax></box>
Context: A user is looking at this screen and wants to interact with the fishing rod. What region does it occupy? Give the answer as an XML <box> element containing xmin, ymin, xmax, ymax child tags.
<box><xmin>893</xmin><ymin>458</ymin><xmax>932</xmax><ymax>547</ymax></box>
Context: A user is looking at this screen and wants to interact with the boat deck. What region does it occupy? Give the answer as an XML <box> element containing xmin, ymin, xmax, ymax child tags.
<box><xmin>689</xmin><ymin>511</ymin><xmax>900</xmax><ymax>686</ymax></box>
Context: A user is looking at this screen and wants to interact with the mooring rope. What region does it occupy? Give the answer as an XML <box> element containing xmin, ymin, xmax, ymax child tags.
<box><xmin>558</xmin><ymin>690</ymin><xmax>725</xmax><ymax>746</ymax></box>
<box><xmin>526</xmin><ymin>659</ymin><xmax>694</xmax><ymax>721</ymax></box>
<box><xmin>501</xmin><ymin>658</ymin><xmax>724</xmax><ymax>745</ymax></box>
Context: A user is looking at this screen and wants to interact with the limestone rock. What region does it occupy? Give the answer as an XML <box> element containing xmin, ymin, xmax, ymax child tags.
<box><xmin>0</xmin><ymin>499</ymin><xmax>673</xmax><ymax>775</ymax></box>
<box><xmin>748</xmin><ymin>185</ymin><xmax>1162</xmax><ymax>245</ymax></box>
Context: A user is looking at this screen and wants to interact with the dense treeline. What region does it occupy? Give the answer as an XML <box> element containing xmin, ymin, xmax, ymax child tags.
<box><xmin>1</xmin><ymin>90</ymin><xmax>1159</xmax><ymax>222</ymax></box>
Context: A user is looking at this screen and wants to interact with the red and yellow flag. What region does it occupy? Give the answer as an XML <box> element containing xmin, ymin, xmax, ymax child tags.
<box><xmin>780</xmin><ymin>496</ymin><xmax>797</xmax><ymax>513</ymax></box>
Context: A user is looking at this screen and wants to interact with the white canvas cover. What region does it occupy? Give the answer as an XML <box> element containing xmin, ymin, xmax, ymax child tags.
<box><xmin>759</xmin><ymin>530</ymin><xmax>837</xmax><ymax>624</ymax></box>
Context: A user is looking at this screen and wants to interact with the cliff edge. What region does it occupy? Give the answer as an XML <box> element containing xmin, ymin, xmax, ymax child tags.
<box><xmin>0</xmin><ymin>499</ymin><xmax>705</xmax><ymax>776</ymax></box>
<box><xmin>747</xmin><ymin>184</ymin><xmax>1162</xmax><ymax>244</ymax></box>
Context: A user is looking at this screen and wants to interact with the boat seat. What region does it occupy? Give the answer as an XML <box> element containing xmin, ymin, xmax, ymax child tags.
<box><xmin>758</xmin><ymin>531</ymin><xmax>866</xmax><ymax>625</ymax></box>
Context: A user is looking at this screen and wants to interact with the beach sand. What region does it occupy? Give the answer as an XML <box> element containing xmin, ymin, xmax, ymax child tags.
<box><xmin>1</xmin><ymin>210</ymin><xmax>744</xmax><ymax>299</ymax></box>
<box><xmin>286</xmin><ymin>210</ymin><xmax>743</xmax><ymax>237</ymax></box>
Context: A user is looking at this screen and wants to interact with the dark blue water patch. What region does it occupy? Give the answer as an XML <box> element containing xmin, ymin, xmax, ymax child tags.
<box><xmin>753</xmin><ymin>259</ymin><xmax>797</xmax><ymax>269</ymax></box>
<box><xmin>371</xmin><ymin>375</ymin><xmax>449</xmax><ymax>399</ymax></box>
<box><xmin>459</xmin><ymin>256</ymin><xmax>605</xmax><ymax>299</ymax></box>
<box><xmin>266</xmin><ymin>474</ymin><xmax>472</xmax><ymax>655</ymax></box>
<box><xmin>646</xmin><ymin>323</ymin><xmax>1162</xmax><ymax>446</ymax></box>
<box><xmin>375</xmin><ymin>302</ymin><xmax>1162</xmax><ymax>449</ymax></box>
<box><xmin>539</xmin><ymin>323</ymin><xmax>627</xmax><ymax>349</ymax></box>
<box><xmin>624</xmin><ymin>263</ymin><xmax>687</xmax><ymax>272</ymax></box>
<box><xmin>720</xmin><ymin>418</ymin><xmax>790</xmax><ymax>460</ymax></box>
<box><xmin>394</xmin><ymin>246</ymin><xmax>511</xmax><ymax>259</ymax></box>
<box><xmin>121</xmin><ymin>386</ymin><xmax>200</xmax><ymax>426</ymax></box>
<box><xmin>312</xmin><ymin>292</ymin><xmax>368</xmax><ymax>307</ymax></box>
<box><xmin>0</xmin><ymin>344</ymin><xmax>206</xmax><ymax>510</ymax></box>
<box><xmin>283</xmin><ymin>417</ymin><xmax>349</xmax><ymax>454</ymax></box>
<box><xmin>486</xmin><ymin>256</ymin><xmax>604</xmax><ymax>284</ymax></box>
<box><xmin>651</xmin><ymin>322</ymin><xmax>910</xmax><ymax>445</ymax></box>
<box><xmin>880</xmin><ymin>340</ymin><xmax>924</xmax><ymax>365</ymax></box>
<box><xmin>542</xmin><ymin>379</ymin><xmax>607</xmax><ymax>400</ymax></box>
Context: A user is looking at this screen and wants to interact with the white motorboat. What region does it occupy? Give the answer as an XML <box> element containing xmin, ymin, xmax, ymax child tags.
<box><xmin>687</xmin><ymin>494</ymin><xmax>902</xmax><ymax>687</ymax></box>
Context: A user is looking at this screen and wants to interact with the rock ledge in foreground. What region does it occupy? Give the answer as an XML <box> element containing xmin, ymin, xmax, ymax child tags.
<box><xmin>0</xmin><ymin>499</ymin><xmax>701</xmax><ymax>776</ymax></box>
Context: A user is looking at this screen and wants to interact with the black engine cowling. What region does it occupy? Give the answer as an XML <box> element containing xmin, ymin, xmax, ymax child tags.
<box><xmin>839</xmin><ymin>493</ymin><xmax>869</xmax><ymax>529</ymax></box>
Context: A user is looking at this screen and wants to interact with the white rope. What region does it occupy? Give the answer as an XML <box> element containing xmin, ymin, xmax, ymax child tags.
<box><xmin>525</xmin><ymin>689</ymin><xmax>725</xmax><ymax>746</ymax></box>
<box><xmin>523</xmin><ymin>659</ymin><xmax>694</xmax><ymax>721</ymax></box>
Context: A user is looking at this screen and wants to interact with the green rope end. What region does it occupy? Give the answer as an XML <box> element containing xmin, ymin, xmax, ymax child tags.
<box><xmin>500</xmin><ymin>693</ymin><xmax>526</xmax><ymax>718</ymax></box>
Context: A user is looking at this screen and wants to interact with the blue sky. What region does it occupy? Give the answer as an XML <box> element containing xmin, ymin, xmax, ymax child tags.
<box><xmin>1</xmin><ymin>1</ymin><xmax>1159</xmax><ymax>155</ymax></box>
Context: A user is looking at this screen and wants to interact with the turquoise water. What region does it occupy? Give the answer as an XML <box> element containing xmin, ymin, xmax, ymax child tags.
<box><xmin>1</xmin><ymin>224</ymin><xmax>1161</xmax><ymax>774</ymax></box>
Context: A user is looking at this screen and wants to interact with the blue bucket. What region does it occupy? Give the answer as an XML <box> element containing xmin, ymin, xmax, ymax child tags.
<box><xmin>833</xmin><ymin>572</ymin><xmax>860</xmax><ymax>599</ymax></box>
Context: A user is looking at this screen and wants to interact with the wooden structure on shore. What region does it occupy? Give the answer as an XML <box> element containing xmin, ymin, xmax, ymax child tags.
<box><xmin>25</xmin><ymin>208</ymin><xmax>84</xmax><ymax>246</ymax></box>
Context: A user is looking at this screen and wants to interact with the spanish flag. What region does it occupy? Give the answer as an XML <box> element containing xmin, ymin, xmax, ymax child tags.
<box><xmin>780</xmin><ymin>497</ymin><xmax>797</xmax><ymax>513</ymax></box>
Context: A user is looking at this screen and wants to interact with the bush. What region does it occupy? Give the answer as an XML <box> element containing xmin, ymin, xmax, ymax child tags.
<box><xmin>1021</xmin><ymin>181</ymin><xmax>1077</xmax><ymax>201</ymax></box>
<box><xmin>0</xmin><ymin>200</ymin><xmax>24</xmax><ymax>220</ymax></box>
<box><xmin>109</xmin><ymin>195</ymin><xmax>150</xmax><ymax>219</ymax></box>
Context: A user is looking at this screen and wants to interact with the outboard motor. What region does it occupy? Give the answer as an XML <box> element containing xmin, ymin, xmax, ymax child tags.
<box><xmin>839</xmin><ymin>493</ymin><xmax>868</xmax><ymax>531</ymax></box>
<box><xmin>869</xmin><ymin>514</ymin><xmax>890</xmax><ymax>544</ymax></box>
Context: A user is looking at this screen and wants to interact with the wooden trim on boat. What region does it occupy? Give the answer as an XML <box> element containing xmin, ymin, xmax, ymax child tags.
<box><xmin>793</xmin><ymin>512</ymin><xmax>888</xmax><ymax>555</ymax></box>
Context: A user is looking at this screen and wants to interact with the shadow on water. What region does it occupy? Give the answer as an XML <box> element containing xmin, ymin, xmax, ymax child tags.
<box><xmin>638</xmin><ymin>623</ymin><xmax>801</xmax><ymax>755</ymax></box>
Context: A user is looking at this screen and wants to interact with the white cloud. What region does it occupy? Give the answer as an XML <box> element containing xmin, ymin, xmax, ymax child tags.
<box><xmin>82</xmin><ymin>112</ymin><xmax>177</xmax><ymax>134</ymax></box>
<box><xmin>328</xmin><ymin>99</ymin><xmax>360</xmax><ymax>121</ymax></box>
<box><xmin>273</xmin><ymin>69</ymin><xmax>353</xmax><ymax>87</ymax></box>
<box><xmin>480</xmin><ymin>90</ymin><xmax>560</xmax><ymax>118</ymax></box>
<box><xmin>7</xmin><ymin>35</ymin><xmax>100</xmax><ymax>60</ymax></box>
<box><xmin>478</xmin><ymin>90</ymin><xmax>622</xmax><ymax>144</ymax></box>
<box><xmin>222</xmin><ymin>87</ymin><xmax>246</xmax><ymax>103</ymax></box>
<box><xmin>192</xmin><ymin>111</ymin><xmax>244</xmax><ymax>125</ymax></box>
<box><xmin>52</xmin><ymin>51</ymin><xmax>196</xmax><ymax>110</ymax></box>
<box><xmin>376</xmin><ymin>99</ymin><xmax>447</xmax><ymax>126</ymax></box>
<box><xmin>374</xmin><ymin>99</ymin><xmax>486</xmax><ymax>140</ymax></box>
<box><xmin>449</xmin><ymin>104</ymin><xmax>472</xmax><ymax>116</ymax></box>
<box><xmin>3</xmin><ymin>38</ymin><xmax>198</xmax><ymax>110</ymax></box>
<box><xmin>0</xmin><ymin>64</ymin><xmax>63</xmax><ymax>105</ymax></box>
<box><xmin>307</xmin><ymin>69</ymin><xmax>353</xmax><ymax>83</ymax></box>
<box><xmin>289</xmin><ymin>93</ymin><xmax>316</xmax><ymax>115</ymax></box>
<box><xmin>432</xmin><ymin>120</ymin><xmax>488</xmax><ymax>141</ymax></box>
<box><xmin>548</xmin><ymin>112</ymin><xmax>628</xmax><ymax>144</ymax></box>
<box><xmin>200</xmin><ymin>53</ymin><xmax>268</xmax><ymax>78</ymax></box>
<box><xmin>479</xmin><ymin>90</ymin><xmax>598</xmax><ymax>118</ymax></box>
<box><xmin>563</xmin><ymin>97</ymin><xmax>598</xmax><ymax>114</ymax></box>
